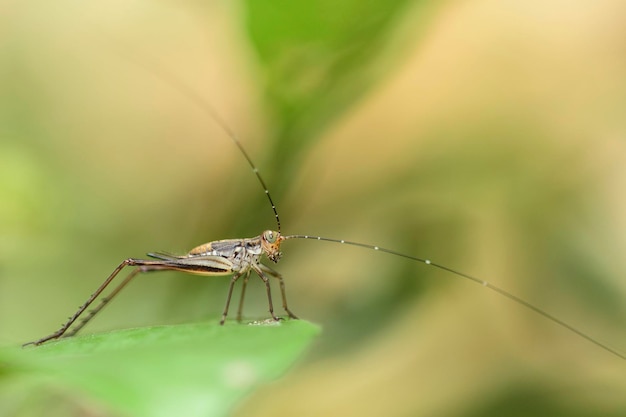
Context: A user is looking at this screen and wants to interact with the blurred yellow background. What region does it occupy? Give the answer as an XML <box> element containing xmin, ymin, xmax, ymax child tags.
<box><xmin>1</xmin><ymin>1</ymin><xmax>625</xmax><ymax>416</ymax></box>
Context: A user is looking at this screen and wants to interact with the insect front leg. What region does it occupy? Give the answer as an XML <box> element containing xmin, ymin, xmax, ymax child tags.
<box><xmin>252</xmin><ymin>264</ymin><xmax>282</xmax><ymax>322</ymax></box>
<box><xmin>252</xmin><ymin>264</ymin><xmax>297</xmax><ymax>321</ymax></box>
<box><xmin>259</xmin><ymin>264</ymin><xmax>298</xmax><ymax>320</ymax></box>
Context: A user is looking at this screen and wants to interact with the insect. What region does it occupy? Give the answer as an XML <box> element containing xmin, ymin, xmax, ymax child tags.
<box><xmin>23</xmin><ymin>59</ymin><xmax>625</xmax><ymax>361</ymax></box>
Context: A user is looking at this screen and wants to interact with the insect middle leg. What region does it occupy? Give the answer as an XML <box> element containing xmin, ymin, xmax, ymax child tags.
<box><xmin>236</xmin><ymin>271</ymin><xmax>252</xmax><ymax>322</ymax></box>
<box><xmin>220</xmin><ymin>271</ymin><xmax>245</xmax><ymax>325</ymax></box>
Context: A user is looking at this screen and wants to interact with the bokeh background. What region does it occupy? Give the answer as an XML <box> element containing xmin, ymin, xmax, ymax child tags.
<box><xmin>2</xmin><ymin>1</ymin><xmax>626</xmax><ymax>416</ymax></box>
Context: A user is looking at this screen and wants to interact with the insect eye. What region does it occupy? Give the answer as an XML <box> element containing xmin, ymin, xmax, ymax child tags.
<box><xmin>264</xmin><ymin>230</ymin><xmax>277</xmax><ymax>243</ymax></box>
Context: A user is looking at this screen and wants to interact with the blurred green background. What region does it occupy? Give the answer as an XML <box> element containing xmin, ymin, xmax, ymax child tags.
<box><xmin>2</xmin><ymin>0</ymin><xmax>626</xmax><ymax>416</ymax></box>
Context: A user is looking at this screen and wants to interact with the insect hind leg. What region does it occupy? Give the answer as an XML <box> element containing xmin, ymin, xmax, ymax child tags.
<box><xmin>63</xmin><ymin>261</ymin><xmax>174</xmax><ymax>339</ymax></box>
<box><xmin>24</xmin><ymin>258</ymin><xmax>181</xmax><ymax>347</ymax></box>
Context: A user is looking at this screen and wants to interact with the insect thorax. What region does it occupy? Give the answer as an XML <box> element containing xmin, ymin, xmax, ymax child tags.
<box><xmin>186</xmin><ymin>236</ymin><xmax>264</xmax><ymax>273</ymax></box>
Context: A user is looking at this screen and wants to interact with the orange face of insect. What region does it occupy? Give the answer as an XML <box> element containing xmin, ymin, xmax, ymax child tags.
<box><xmin>261</xmin><ymin>230</ymin><xmax>283</xmax><ymax>263</ymax></box>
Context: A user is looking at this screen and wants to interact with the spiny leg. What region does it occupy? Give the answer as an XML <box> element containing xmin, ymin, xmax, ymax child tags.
<box><xmin>24</xmin><ymin>259</ymin><xmax>177</xmax><ymax>347</ymax></box>
<box><xmin>236</xmin><ymin>271</ymin><xmax>251</xmax><ymax>322</ymax></box>
<box><xmin>260</xmin><ymin>264</ymin><xmax>298</xmax><ymax>320</ymax></box>
<box><xmin>63</xmin><ymin>268</ymin><xmax>140</xmax><ymax>339</ymax></box>
<box><xmin>63</xmin><ymin>263</ymin><xmax>171</xmax><ymax>338</ymax></box>
<box><xmin>220</xmin><ymin>271</ymin><xmax>244</xmax><ymax>325</ymax></box>
<box><xmin>24</xmin><ymin>258</ymin><xmax>135</xmax><ymax>346</ymax></box>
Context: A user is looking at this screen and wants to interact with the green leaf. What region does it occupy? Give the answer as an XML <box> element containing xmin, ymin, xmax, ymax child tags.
<box><xmin>240</xmin><ymin>0</ymin><xmax>427</xmax><ymax>206</ymax></box>
<box><xmin>2</xmin><ymin>320</ymin><xmax>319</xmax><ymax>417</ymax></box>
<box><xmin>244</xmin><ymin>0</ymin><xmax>415</xmax><ymax>141</ymax></box>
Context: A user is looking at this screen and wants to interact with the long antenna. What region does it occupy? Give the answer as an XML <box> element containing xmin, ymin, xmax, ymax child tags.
<box><xmin>116</xmin><ymin>51</ymin><xmax>624</xmax><ymax>361</ymax></box>
<box><xmin>284</xmin><ymin>234</ymin><xmax>625</xmax><ymax>360</ymax></box>
<box><xmin>118</xmin><ymin>53</ymin><xmax>282</xmax><ymax>232</ymax></box>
